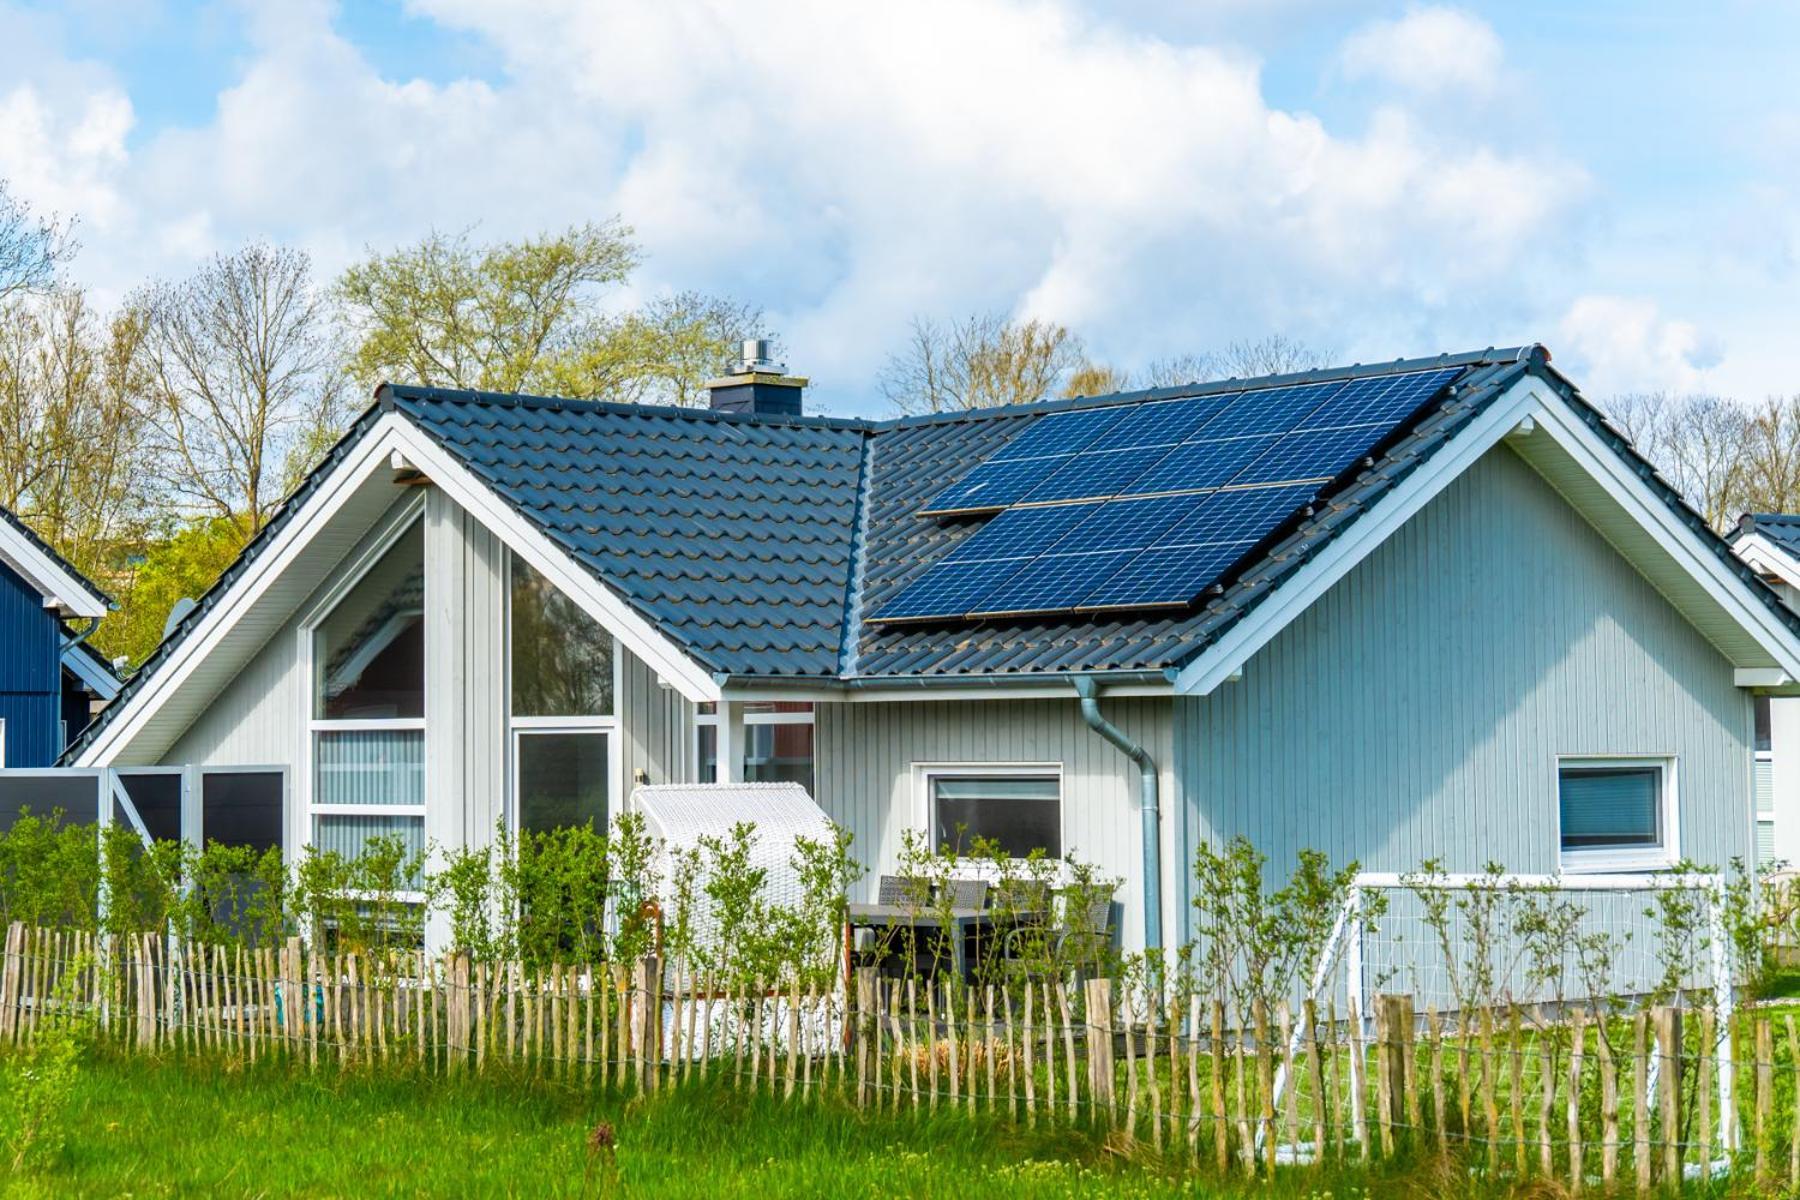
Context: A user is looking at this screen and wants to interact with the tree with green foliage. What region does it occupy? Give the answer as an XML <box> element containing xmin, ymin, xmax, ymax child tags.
<box><xmin>93</xmin><ymin>514</ymin><xmax>249</xmax><ymax>667</ymax></box>
<box><xmin>337</xmin><ymin>222</ymin><xmax>763</xmax><ymax>405</ymax></box>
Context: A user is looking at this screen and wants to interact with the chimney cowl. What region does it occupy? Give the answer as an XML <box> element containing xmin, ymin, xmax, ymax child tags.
<box><xmin>704</xmin><ymin>336</ymin><xmax>806</xmax><ymax>416</ymax></box>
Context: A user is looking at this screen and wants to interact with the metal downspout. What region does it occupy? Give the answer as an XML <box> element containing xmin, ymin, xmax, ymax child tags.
<box><xmin>1071</xmin><ymin>676</ymin><xmax>1162</xmax><ymax>950</ymax></box>
<box><xmin>60</xmin><ymin>614</ymin><xmax>101</xmax><ymax>652</ymax></box>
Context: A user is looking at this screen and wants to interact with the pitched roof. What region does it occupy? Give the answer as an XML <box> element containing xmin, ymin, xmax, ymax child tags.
<box><xmin>0</xmin><ymin>502</ymin><xmax>113</xmax><ymax>616</ymax></box>
<box><xmin>1735</xmin><ymin>513</ymin><xmax>1800</xmax><ymax>560</ymax></box>
<box><xmin>75</xmin><ymin>342</ymin><xmax>1800</xmax><ymax>761</ymax></box>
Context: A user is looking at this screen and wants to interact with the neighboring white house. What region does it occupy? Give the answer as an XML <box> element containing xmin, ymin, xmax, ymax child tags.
<box><xmin>1729</xmin><ymin>514</ymin><xmax>1800</xmax><ymax>867</ymax></box>
<box><xmin>60</xmin><ymin>344</ymin><xmax>1800</xmax><ymax>952</ymax></box>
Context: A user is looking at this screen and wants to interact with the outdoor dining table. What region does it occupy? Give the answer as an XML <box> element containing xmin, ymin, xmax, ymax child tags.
<box><xmin>843</xmin><ymin>902</ymin><xmax>1044</xmax><ymax>982</ymax></box>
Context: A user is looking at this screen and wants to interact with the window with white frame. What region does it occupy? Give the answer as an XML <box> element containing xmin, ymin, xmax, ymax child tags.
<box><xmin>694</xmin><ymin>702</ymin><xmax>815</xmax><ymax>793</ymax></box>
<box><xmin>508</xmin><ymin>553</ymin><xmax>616</xmax><ymax>836</ymax></box>
<box><xmin>920</xmin><ymin>765</ymin><xmax>1062</xmax><ymax>860</ymax></box>
<box><xmin>1557</xmin><ymin>756</ymin><xmax>1677</xmax><ymax>871</ymax></box>
<box><xmin>306</xmin><ymin>515</ymin><xmax>426</xmax><ymax>866</ymax></box>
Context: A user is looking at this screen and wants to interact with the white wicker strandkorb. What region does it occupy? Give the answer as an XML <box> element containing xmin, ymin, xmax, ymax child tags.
<box><xmin>629</xmin><ymin>781</ymin><xmax>837</xmax><ymax>972</ymax></box>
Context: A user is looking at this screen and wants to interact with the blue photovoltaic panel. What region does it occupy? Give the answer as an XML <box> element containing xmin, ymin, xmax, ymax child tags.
<box><xmin>1210</xmin><ymin>381</ymin><xmax>1347</xmax><ymax>436</ymax></box>
<box><xmin>1042</xmin><ymin>493</ymin><xmax>1207</xmax><ymax>556</ymax></box>
<box><xmin>941</xmin><ymin>502</ymin><xmax>1104</xmax><ymax>563</ymax></box>
<box><xmin>1081</xmin><ymin>540</ymin><xmax>1257</xmax><ymax>610</ymax></box>
<box><xmin>1232</xmin><ymin>424</ymin><xmax>1387</xmax><ymax>487</ymax></box>
<box><xmin>992</xmin><ymin>406</ymin><xmax>1129</xmax><ymax>461</ymax></box>
<box><xmin>923</xmin><ymin>454</ymin><xmax>1072</xmax><ymax>513</ymax></box>
<box><xmin>1150</xmin><ymin>483</ymin><xmax>1318</xmax><ymax>549</ymax></box>
<box><xmin>883</xmin><ymin>364</ymin><xmax>1471</xmax><ymax>622</ymax></box>
<box><xmin>1296</xmin><ymin>368</ymin><xmax>1460</xmax><ymax>431</ymax></box>
<box><xmin>970</xmin><ymin>550</ymin><xmax>1137</xmax><ymax>617</ymax></box>
<box><xmin>874</xmin><ymin>556</ymin><xmax>1033</xmax><ymax>621</ymax></box>
<box><xmin>1122</xmin><ymin>434</ymin><xmax>1278</xmax><ymax>497</ymax></box>
<box><xmin>1086</xmin><ymin>392</ymin><xmax>1237</xmax><ymax>452</ymax></box>
<box><xmin>1020</xmin><ymin>447</ymin><xmax>1165</xmax><ymax>504</ymax></box>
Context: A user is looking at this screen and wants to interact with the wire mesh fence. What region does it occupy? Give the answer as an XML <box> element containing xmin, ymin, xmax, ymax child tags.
<box><xmin>7</xmin><ymin>919</ymin><xmax>1800</xmax><ymax>1189</ymax></box>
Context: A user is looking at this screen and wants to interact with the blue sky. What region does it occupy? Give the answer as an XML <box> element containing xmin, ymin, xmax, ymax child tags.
<box><xmin>2</xmin><ymin>0</ymin><xmax>1796</xmax><ymax>415</ymax></box>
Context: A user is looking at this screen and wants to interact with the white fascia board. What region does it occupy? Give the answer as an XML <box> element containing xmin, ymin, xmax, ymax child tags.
<box><xmin>61</xmin><ymin>644</ymin><xmax>121</xmax><ymax>700</ymax></box>
<box><xmin>0</xmin><ymin>521</ymin><xmax>108</xmax><ymax>618</ymax></box>
<box><xmin>385</xmin><ymin>420</ymin><xmax>720</xmax><ymax>703</ymax></box>
<box><xmin>1734</xmin><ymin>532</ymin><xmax>1800</xmax><ymax>590</ymax></box>
<box><xmin>1174</xmin><ymin>377</ymin><xmax>1549</xmax><ymax>696</ymax></box>
<box><xmin>720</xmin><ymin>681</ymin><xmax>1175</xmax><ymax>704</ymax></box>
<box><xmin>1525</xmin><ymin>396</ymin><xmax>1800</xmax><ymax>678</ymax></box>
<box><xmin>76</xmin><ymin>412</ymin><xmax>719</xmax><ymax>766</ymax></box>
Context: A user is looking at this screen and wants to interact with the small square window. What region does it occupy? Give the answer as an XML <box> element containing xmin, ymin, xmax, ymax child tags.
<box><xmin>1558</xmin><ymin>758</ymin><xmax>1676</xmax><ymax>872</ymax></box>
<box><xmin>928</xmin><ymin>771</ymin><xmax>1061</xmax><ymax>859</ymax></box>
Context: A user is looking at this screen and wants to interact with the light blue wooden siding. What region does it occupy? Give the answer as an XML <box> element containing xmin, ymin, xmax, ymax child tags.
<box><xmin>813</xmin><ymin>697</ymin><xmax>1175</xmax><ymax>950</ymax></box>
<box><xmin>1174</xmin><ymin>445</ymin><xmax>1753</xmax><ymax>940</ymax></box>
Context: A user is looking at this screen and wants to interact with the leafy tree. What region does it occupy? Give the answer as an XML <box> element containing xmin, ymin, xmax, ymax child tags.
<box><xmin>93</xmin><ymin>514</ymin><xmax>249</xmax><ymax>666</ymax></box>
<box><xmin>880</xmin><ymin>313</ymin><xmax>1093</xmax><ymax>414</ymax></box>
<box><xmin>134</xmin><ymin>243</ymin><xmax>348</xmax><ymax>534</ymax></box>
<box><xmin>0</xmin><ymin>287</ymin><xmax>153</xmax><ymax>583</ymax></box>
<box><xmin>337</xmin><ymin>223</ymin><xmax>761</xmax><ymax>406</ymax></box>
<box><xmin>1060</xmin><ymin>361</ymin><xmax>1131</xmax><ymax>399</ymax></box>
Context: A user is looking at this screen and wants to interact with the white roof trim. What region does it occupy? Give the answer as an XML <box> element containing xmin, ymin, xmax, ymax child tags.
<box><xmin>75</xmin><ymin>411</ymin><xmax>718</xmax><ymax>766</ymax></box>
<box><xmin>1734</xmin><ymin>531</ymin><xmax>1800</xmax><ymax>591</ymax></box>
<box><xmin>1175</xmin><ymin>375</ymin><xmax>1800</xmax><ymax>695</ymax></box>
<box><xmin>0</xmin><ymin>518</ymin><xmax>108</xmax><ymax>618</ymax></box>
<box><xmin>61</xmin><ymin>642</ymin><xmax>121</xmax><ymax>700</ymax></box>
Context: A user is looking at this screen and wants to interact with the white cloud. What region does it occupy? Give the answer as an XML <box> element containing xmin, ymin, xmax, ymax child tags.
<box><xmin>0</xmin><ymin>0</ymin><xmax>1588</xmax><ymax>409</ymax></box>
<box><xmin>1555</xmin><ymin>295</ymin><xmax>1725</xmax><ymax>397</ymax></box>
<box><xmin>1338</xmin><ymin>7</ymin><xmax>1505</xmax><ymax>99</ymax></box>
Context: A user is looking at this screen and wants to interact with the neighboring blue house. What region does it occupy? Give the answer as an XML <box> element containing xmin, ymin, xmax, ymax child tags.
<box><xmin>64</xmin><ymin>343</ymin><xmax>1800</xmax><ymax>952</ymax></box>
<box><xmin>0</xmin><ymin>506</ymin><xmax>116</xmax><ymax>766</ymax></box>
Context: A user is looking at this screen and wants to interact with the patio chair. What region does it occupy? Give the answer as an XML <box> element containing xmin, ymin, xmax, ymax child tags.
<box><xmin>997</xmin><ymin>890</ymin><xmax>1114</xmax><ymax>982</ymax></box>
<box><xmin>858</xmin><ymin>874</ymin><xmax>935</xmax><ymax>978</ymax></box>
<box><xmin>945</xmin><ymin>878</ymin><xmax>989</xmax><ymax>910</ymax></box>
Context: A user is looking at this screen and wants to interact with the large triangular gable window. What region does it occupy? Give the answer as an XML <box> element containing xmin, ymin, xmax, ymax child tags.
<box><xmin>306</xmin><ymin>517</ymin><xmax>426</xmax><ymax>867</ymax></box>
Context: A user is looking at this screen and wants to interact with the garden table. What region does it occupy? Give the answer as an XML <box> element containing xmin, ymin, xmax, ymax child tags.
<box><xmin>844</xmin><ymin>903</ymin><xmax>1045</xmax><ymax>982</ymax></box>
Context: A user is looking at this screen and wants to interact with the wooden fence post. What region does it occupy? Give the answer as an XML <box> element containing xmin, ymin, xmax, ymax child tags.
<box><xmin>853</xmin><ymin>967</ymin><xmax>875</xmax><ymax>1107</ymax></box>
<box><xmin>1085</xmin><ymin>977</ymin><xmax>1115</xmax><ymax>1120</ymax></box>
<box><xmin>1375</xmin><ymin>994</ymin><xmax>1407</xmax><ymax>1156</ymax></box>
<box><xmin>1652</xmin><ymin>1006</ymin><xmax>1681</xmax><ymax>1187</ymax></box>
<box><xmin>635</xmin><ymin>956</ymin><xmax>661</xmax><ymax>1090</ymax></box>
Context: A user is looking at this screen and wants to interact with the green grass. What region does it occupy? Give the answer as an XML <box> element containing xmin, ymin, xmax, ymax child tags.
<box><xmin>2</xmin><ymin>1050</ymin><xmax>1775</xmax><ymax>1198</ymax></box>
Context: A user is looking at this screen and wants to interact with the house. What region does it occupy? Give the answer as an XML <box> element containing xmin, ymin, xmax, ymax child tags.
<box><xmin>0</xmin><ymin>504</ymin><xmax>117</xmax><ymax>766</ymax></box>
<box><xmin>1727</xmin><ymin>514</ymin><xmax>1800</xmax><ymax>867</ymax></box>
<box><xmin>61</xmin><ymin>343</ymin><xmax>1800</xmax><ymax>952</ymax></box>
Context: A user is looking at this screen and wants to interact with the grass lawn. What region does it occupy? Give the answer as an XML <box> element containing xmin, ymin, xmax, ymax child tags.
<box><xmin>0</xmin><ymin>1049</ymin><xmax>1554</xmax><ymax>1199</ymax></box>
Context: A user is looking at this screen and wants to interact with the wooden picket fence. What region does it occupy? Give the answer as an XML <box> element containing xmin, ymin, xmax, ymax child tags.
<box><xmin>7</xmin><ymin>921</ymin><xmax>1800</xmax><ymax>1189</ymax></box>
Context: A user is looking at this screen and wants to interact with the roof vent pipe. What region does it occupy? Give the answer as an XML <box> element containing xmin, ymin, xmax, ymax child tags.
<box><xmin>1072</xmin><ymin>676</ymin><xmax>1162</xmax><ymax>952</ymax></box>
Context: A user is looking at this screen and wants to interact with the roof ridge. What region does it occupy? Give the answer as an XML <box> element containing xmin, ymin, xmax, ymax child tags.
<box><xmin>378</xmin><ymin>382</ymin><xmax>875</xmax><ymax>433</ymax></box>
<box><xmin>866</xmin><ymin>345</ymin><xmax>1546</xmax><ymax>434</ymax></box>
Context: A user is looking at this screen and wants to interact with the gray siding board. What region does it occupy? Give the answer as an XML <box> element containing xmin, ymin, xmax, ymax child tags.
<box><xmin>1175</xmin><ymin>445</ymin><xmax>1752</xmax><ymax>943</ymax></box>
<box><xmin>814</xmin><ymin>695</ymin><xmax>1175</xmax><ymax>950</ymax></box>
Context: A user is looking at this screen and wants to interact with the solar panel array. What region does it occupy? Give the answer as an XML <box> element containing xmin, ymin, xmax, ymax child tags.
<box><xmin>876</xmin><ymin>367</ymin><xmax>1463</xmax><ymax>622</ymax></box>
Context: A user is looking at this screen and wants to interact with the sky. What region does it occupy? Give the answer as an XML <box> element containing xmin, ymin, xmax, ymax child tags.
<box><xmin>0</xmin><ymin>0</ymin><xmax>1795</xmax><ymax>417</ymax></box>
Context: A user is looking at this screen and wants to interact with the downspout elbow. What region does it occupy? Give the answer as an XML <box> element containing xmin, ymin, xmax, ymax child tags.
<box><xmin>1072</xmin><ymin>676</ymin><xmax>1163</xmax><ymax>951</ymax></box>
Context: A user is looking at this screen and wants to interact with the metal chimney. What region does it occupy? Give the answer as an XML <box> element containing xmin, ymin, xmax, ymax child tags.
<box><xmin>706</xmin><ymin>337</ymin><xmax>806</xmax><ymax>416</ymax></box>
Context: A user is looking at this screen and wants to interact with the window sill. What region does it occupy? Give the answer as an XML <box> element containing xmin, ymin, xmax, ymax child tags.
<box><xmin>1559</xmin><ymin>848</ymin><xmax>1678</xmax><ymax>875</ymax></box>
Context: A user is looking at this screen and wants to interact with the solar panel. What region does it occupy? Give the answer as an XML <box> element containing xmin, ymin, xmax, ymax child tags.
<box><xmin>940</xmin><ymin>502</ymin><xmax>1104</xmax><ymax>562</ymax></box>
<box><xmin>1231</xmin><ymin>424</ymin><xmax>1386</xmax><ymax>488</ymax></box>
<box><xmin>991</xmin><ymin>406</ymin><xmax>1129</xmax><ymax>461</ymax></box>
<box><xmin>880</xmin><ymin>366</ymin><xmax>1467</xmax><ymax>623</ymax></box>
<box><xmin>1210</xmin><ymin>382</ymin><xmax>1347</xmax><ymax>435</ymax></box>
<box><xmin>1079</xmin><ymin>539</ymin><xmax>1256</xmax><ymax>610</ymax></box>
<box><xmin>922</xmin><ymin>454</ymin><xmax>1071</xmax><ymax>514</ymax></box>
<box><xmin>1086</xmin><ymin>392</ymin><xmax>1237</xmax><ymax>452</ymax></box>
<box><xmin>1296</xmin><ymin>368</ymin><xmax>1460</xmax><ymax>431</ymax></box>
<box><xmin>1041</xmin><ymin>493</ymin><xmax>1207</xmax><ymax>555</ymax></box>
<box><xmin>1019</xmin><ymin>447</ymin><xmax>1166</xmax><ymax>505</ymax></box>
<box><xmin>970</xmin><ymin>550</ymin><xmax>1137</xmax><ymax>617</ymax></box>
<box><xmin>874</xmin><ymin>555</ymin><xmax>1033</xmax><ymax>621</ymax></box>
<box><xmin>1121</xmin><ymin>434</ymin><xmax>1279</xmax><ymax>497</ymax></box>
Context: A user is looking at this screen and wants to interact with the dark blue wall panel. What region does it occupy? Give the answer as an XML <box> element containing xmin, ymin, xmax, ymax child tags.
<box><xmin>0</xmin><ymin>560</ymin><xmax>65</xmax><ymax>767</ymax></box>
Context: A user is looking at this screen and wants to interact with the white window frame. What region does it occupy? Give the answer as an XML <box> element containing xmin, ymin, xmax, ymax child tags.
<box><xmin>1556</xmin><ymin>753</ymin><xmax>1680</xmax><ymax>874</ymax></box>
<box><xmin>911</xmin><ymin>761</ymin><xmax>1066</xmax><ymax>876</ymax></box>
<box><xmin>504</xmin><ymin>549</ymin><xmax>622</xmax><ymax>836</ymax></box>
<box><xmin>295</xmin><ymin>496</ymin><xmax>427</xmax><ymax>901</ymax></box>
<box><xmin>0</xmin><ymin>717</ymin><xmax>7</xmax><ymax>768</ymax></box>
<box><xmin>693</xmin><ymin>702</ymin><xmax>814</xmax><ymax>783</ymax></box>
